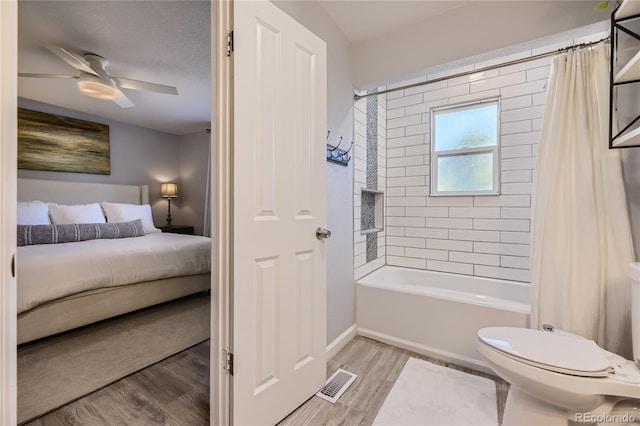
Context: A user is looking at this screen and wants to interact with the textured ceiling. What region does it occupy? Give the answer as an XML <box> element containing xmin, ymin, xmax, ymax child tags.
<box><xmin>18</xmin><ymin>1</ymin><xmax>211</xmax><ymax>136</ymax></box>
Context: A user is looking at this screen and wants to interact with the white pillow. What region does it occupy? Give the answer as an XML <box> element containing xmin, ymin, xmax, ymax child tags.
<box><xmin>17</xmin><ymin>200</ymin><xmax>51</xmax><ymax>225</ymax></box>
<box><xmin>101</xmin><ymin>202</ymin><xmax>160</xmax><ymax>234</ymax></box>
<box><xmin>48</xmin><ymin>203</ymin><xmax>106</xmax><ymax>224</ymax></box>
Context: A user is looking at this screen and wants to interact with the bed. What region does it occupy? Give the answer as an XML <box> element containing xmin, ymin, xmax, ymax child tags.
<box><xmin>16</xmin><ymin>178</ymin><xmax>212</xmax><ymax>345</ymax></box>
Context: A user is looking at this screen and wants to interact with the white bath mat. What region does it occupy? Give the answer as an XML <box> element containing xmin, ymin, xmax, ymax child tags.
<box><xmin>373</xmin><ymin>357</ymin><xmax>498</xmax><ymax>426</ymax></box>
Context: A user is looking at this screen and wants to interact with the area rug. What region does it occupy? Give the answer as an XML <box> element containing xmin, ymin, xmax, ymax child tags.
<box><xmin>18</xmin><ymin>293</ymin><xmax>210</xmax><ymax>424</ymax></box>
<box><xmin>373</xmin><ymin>357</ymin><xmax>498</xmax><ymax>425</ymax></box>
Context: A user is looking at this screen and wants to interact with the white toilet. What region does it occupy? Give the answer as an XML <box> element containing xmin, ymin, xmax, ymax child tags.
<box><xmin>476</xmin><ymin>263</ymin><xmax>640</xmax><ymax>425</ymax></box>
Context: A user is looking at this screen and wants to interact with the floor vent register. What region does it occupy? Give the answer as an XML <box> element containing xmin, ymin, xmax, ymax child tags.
<box><xmin>315</xmin><ymin>369</ymin><xmax>358</xmax><ymax>403</ymax></box>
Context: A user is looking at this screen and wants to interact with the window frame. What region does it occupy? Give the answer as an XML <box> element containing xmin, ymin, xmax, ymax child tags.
<box><xmin>430</xmin><ymin>97</ymin><xmax>501</xmax><ymax>197</ymax></box>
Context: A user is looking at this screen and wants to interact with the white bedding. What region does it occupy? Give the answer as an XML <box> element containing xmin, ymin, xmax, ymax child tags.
<box><xmin>17</xmin><ymin>233</ymin><xmax>211</xmax><ymax>314</ymax></box>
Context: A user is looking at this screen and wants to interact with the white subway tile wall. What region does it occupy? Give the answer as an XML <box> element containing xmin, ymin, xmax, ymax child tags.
<box><xmin>354</xmin><ymin>91</ymin><xmax>387</xmax><ymax>280</ymax></box>
<box><xmin>351</xmin><ymin>30</ymin><xmax>608</xmax><ymax>283</ymax></box>
<box><xmin>382</xmin><ymin>50</ymin><xmax>554</xmax><ymax>283</ymax></box>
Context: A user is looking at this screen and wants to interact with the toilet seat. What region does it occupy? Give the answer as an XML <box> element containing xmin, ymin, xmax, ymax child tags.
<box><xmin>478</xmin><ymin>327</ymin><xmax>612</xmax><ymax>378</ymax></box>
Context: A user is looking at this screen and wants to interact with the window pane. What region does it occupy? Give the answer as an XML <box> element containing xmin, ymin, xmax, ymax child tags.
<box><xmin>434</xmin><ymin>103</ymin><xmax>498</xmax><ymax>151</ymax></box>
<box><xmin>437</xmin><ymin>152</ymin><xmax>494</xmax><ymax>192</ymax></box>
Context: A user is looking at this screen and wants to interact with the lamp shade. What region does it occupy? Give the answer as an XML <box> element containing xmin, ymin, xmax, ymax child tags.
<box><xmin>161</xmin><ymin>183</ymin><xmax>178</xmax><ymax>198</ymax></box>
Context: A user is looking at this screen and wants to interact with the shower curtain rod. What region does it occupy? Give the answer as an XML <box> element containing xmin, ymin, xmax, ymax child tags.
<box><xmin>353</xmin><ymin>37</ymin><xmax>610</xmax><ymax>101</ymax></box>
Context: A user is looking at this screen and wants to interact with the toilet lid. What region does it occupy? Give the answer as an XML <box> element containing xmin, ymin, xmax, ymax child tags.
<box><xmin>478</xmin><ymin>327</ymin><xmax>611</xmax><ymax>377</ymax></box>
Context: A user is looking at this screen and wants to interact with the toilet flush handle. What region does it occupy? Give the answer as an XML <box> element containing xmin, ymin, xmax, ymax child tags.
<box><xmin>542</xmin><ymin>324</ymin><xmax>555</xmax><ymax>332</ymax></box>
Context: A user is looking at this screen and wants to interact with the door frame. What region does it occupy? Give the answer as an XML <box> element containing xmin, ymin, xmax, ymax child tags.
<box><xmin>215</xmin><ymin>0</ymin><xmax>233</xmax><ymax>425</ymax></box>
<box><xmin>0</xmin><ymin>1</ymin><xmax>18</xmax><ymax>424</ymax></box>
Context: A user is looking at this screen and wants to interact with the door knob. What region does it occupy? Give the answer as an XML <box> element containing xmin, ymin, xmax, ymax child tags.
<box><xmin>316</xmin><ymin>227</ymin><xmax>332</xmax><ymax>240</ymax></box>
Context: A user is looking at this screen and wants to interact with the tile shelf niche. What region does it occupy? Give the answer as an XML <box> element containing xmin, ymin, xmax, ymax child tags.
<box><xmin>610</xmin><ymin>0</ymin><xmax>640</xmax><ymax>148</ymax></box>
<box><xmin>361</xmin><ymin>188</ymin><xmax>384</xmax><ymax>235</ymax></box>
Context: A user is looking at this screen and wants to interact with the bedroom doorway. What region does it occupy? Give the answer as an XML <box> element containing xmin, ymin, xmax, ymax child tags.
<box><xmin>2</xmin><ymin>1</ymin><xmax>216</xmax><ymax>424</ymax></box>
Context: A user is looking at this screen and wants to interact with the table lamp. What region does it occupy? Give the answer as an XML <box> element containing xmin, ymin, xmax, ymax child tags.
<box><xmin>160</xmin><ymin>183</ymin><xmax>178</xmax><ymax>226</ymax></box>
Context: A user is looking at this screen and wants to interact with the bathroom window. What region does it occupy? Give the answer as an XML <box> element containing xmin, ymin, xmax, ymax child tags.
<box><xmin>430</xmin><ymin>98</ymin><xmax>500</xmax><ymax>196</ymax></box>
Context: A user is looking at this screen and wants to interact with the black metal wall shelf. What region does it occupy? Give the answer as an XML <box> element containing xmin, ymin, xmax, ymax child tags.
<box><xmin>610</xmin><ymin>0</ymin><xmax>640</xmax><ymax>148</ymax></box>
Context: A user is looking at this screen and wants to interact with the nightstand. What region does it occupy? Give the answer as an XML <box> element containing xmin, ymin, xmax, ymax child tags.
<box><xmin>158</xmin><ymin>225</ymin><xmax>195</xmax><ymax>235</ymax></box>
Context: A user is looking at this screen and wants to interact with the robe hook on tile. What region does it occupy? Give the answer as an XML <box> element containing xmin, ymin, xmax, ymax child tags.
<box><xmin>326</xmin><ymin>130</ymin><xmax>352</xmax><ymax>166</ymax></box>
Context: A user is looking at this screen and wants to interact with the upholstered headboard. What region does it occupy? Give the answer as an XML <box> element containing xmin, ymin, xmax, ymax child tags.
<box><xmin>17</xmin><ymin>179</ymin><xmax>149</xmax><ymax>205</ymax></box>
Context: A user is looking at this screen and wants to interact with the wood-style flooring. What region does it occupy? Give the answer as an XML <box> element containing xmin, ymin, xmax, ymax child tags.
<box><xmin>280</xmin><ymin>336</ymin><xmax>509</xmax><ymax>426</ymax></box>
<box><xmin>25</xmin><ymin>341</ymin><xmax>210</xmax><ymax>426</ymax></box>
<box><xmin>26</xmin><ymin>336</ymin><xmax>508</xmax><ymax>425</ymax></box>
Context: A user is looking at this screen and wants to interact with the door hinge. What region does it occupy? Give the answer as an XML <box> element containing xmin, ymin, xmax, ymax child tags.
<box><xmin>11</xmin><ymin>254</ymin><xmax>15</xmax><ymax>278</ymax></box>
<box><xmin>224</xmin><ymin>347</ymin><xmax>234</xmax><ymax>375</ymax></box>
<box><xmin>226</xmin><ymin>31</ymin><xmax>234</xmax><ymax>57</ymax></box>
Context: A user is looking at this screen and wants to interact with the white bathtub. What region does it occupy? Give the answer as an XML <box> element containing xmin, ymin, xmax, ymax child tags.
<box><xmin>356</xmin><ymin>266</ymin><xmax>530</xmax><ymax>374</ymax></box>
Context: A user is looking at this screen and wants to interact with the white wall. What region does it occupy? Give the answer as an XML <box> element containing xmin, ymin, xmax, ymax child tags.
<box><xmin>179</xmin><ymin>130</ymin><xmax>210</xmax><ymax>236</ymax></box>
<box><xmin>17</xmin><ymin>97</ymin><xmax>184</xmax><ymax>227</ymax></box>
<box><xmin>272</xmin><ymin>0</ymin><xmax>355</xmax><ymax>345</ymax></box>
<box><xmin>353</xmin><ymin>1</ymin><xmax>608</xmax><ymax>89</ymax></box>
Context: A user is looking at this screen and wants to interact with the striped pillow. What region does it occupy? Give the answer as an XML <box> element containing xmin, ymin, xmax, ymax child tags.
<box><xmin>17</xmin><ymin>219</ymin><xmax>144</xmax><ymax>246</ymax></box>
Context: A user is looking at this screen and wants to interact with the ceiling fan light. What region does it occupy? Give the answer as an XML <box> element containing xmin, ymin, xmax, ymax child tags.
<box><xmin>77</xmin><ymin>76</ymin><xmax>117</xmax><ymax>100</ymax></box>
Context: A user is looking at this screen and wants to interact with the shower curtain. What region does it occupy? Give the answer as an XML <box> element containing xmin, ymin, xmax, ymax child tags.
<box><xmin>531</xmin><ymin>43</ymin><xmax>635</xmax><ymax>358</ymax></box>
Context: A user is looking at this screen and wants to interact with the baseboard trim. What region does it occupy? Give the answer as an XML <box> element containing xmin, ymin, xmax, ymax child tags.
<box><xmin>357</xmin><ymin>327</ymin><xmax>494</xmax><ymax>375</ymax></box>
<box><xmin>326</xmin><ymin>324</ymin><xmax>357</xmax><ymax>360</ymax></box>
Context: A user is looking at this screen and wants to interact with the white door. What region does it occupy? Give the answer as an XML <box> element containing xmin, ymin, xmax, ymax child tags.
<box><xmin>233</xmin><ymin>1</ymin><xmax>328</xmax><ymax>424</ymax></box>
<box><xmin>0</xmin><ymin>1</ymin><xmax>18</xmax><ymax>424</ymax></box>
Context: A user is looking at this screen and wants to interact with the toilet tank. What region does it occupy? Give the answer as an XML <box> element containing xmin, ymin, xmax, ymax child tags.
<box><xmin>630</xmin><ymin>263</ymin><xmax>640</xmax><ymax>367</ymax></box>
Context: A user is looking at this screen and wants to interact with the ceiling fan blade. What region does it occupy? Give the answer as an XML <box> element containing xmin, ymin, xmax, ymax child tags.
<box><xmin>18</xmin><ymin>73</ymin><xmax>77</xmax><ymax>79</ymax></box>
<box><xmin>113</xmin><ymin>77</ymin><xmax>178</xmax><ymax>95</ymax></box>
<box><xmin>112</xmin><ymin>88</ymin><xmax>135</xmax><ymax>108</ymax></box>
<box><xmin>43</xmin><ymin>44</ymin><xmax>99</xmax><ymax>77</ymax></box>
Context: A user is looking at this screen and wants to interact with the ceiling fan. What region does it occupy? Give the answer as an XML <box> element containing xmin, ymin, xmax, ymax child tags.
<box><xmin>18</xmin><ymin>45</ymin><xmax>179</xmax><ymax>108</ymax></box>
